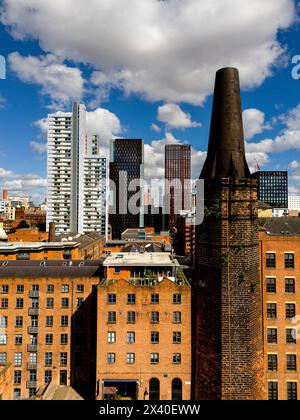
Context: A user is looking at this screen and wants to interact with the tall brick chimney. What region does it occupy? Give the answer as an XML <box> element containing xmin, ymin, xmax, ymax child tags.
<box><xmin>3</xmin><ymin>190</ymin><xmax>8</xmax><ymax>201</ymax></box>
<box><xmin>192</xmin><ymin>68</ymin><xmax>265</xmax><ymax>400</ymax></box>
<box><xmin>48</xmin><ymin>222</ymin><xmax>56</xmax><ymax>242</ymax></box>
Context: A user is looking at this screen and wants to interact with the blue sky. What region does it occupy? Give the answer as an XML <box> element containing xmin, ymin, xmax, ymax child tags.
<box><xmin>0</xmin><ymin>0</ymin><xmax>300</xmax><ymax>204</ymax></box>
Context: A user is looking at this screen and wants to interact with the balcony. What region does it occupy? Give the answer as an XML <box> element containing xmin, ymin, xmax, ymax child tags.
<box><xmin>29</xmin><ymin>291</ymin><xmax>40</xmax><ymax>298</ymax></box>
<box><xmin>28</xmin><ymin>308</ymin><xmax>40</xmax><ymax>316</ymax></box>
<box><xmin>27</xmin><ymin>345</ymin><xmax>38</xmax><ymax>352</ymax></box>
<box><xmin>26</xmin><ymin>381</ymin><xmax>37</xmax><ymax>389</ymax></box>
<box><xmin>27</xmin><ymin>363</ymin><xmax>37</xmax><ymax>370</ymax></box>
<box><xmin>28</xmin><ymin>327</ymin><xmax>38</xmax><ymax>334</ymax></box>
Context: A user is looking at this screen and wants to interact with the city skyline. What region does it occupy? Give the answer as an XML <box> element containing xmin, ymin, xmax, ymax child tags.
<box><xmin>0</xmin><ymin>0</ymin><xmax>300</xmax><ymax>204</ymax></box>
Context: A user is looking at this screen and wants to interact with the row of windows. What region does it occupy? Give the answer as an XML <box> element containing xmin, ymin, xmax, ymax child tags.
<box><xmin>0</xmin><ymin>333</ymin><xmax>69</xmax><ymax>350</ymax></box>
<box><xmin>266</xmin><ymin>253</ymin><xmax>295</xmax><ymax>269</ymax></box>
<box><xmin>107</xmin><ymin>331</ymin><xmax>182</xmax><ymax>344</ymax></box>
<box><xmin>266</xmin><ymin>303</ymin><xmax>296</xmax><ymax>320</ymax></box>
<box><xmin>0</xmin><ymin>284</ymin><xmax>85</xmax><ymax>294</ymax></box>
<box><xmin>107</xmin><ymin>293</ymin><xmax>182</xmax><ymax>305</ymax></box>
<box><xmin>266</xmin><ymin>278</ymin><xmax>296</xmax><ymax>294</ymax></box>
<box><xmin>9</xmin><ymin>352</ymin><xmax>68</xmax><ymax>371</ymax></box>
<box><xmin>267</xmin><ymin>328</ymin><xmax>297</xmax><ymax>344</ymax></box>
<box><xmin>268</xmin><ymin>382</ymin><xmax>297</xmax><ymax>400</ymax></box>
<box><xmin>0</xmin><ymin>298</ymin><xmax>84</xmax><ymax>309</ymax></box>
<box><xmin>0</xmin><ymin>315</ymin><xmax>81</xmax><ymax>328</ymax></box>
<box><xmin>107</xmin><ymin>311</ymin><xmax>182</xmax><ymax>324</ymax></box>
<box><xmin>268</xmin><ymin>353</ymin><xmax>298</xmax><ymax>371</ymax></box>
<box><xmin>106</xmin><ymin>352</ymin><xmax>181</xmax><ymax>365</ymax></box>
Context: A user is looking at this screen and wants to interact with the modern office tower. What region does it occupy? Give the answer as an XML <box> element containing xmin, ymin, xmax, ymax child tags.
<box><xmin>288</xmin><ymin>195</ymin><xmax>300</xmax><ymax>210</ymax></box>
<box><xmin>165</xmin><ymin>145</ymin><xmax>192</xmax><ymax>231</ymax></box>
<box><xmin>252</xmin><ymin>171</ymin><xmax>288</xmax><ymax>209</ymax></box>
<box><xmin>109</xmin><ymin>139</ymin><xmax>144</xmax><ymax>239</ymax></box>
<box><xmin>47</xmin><ymin>104</ymin><xmax>107</xmax><ymax>235</ymax></box>
<box><xmin>193</xmin><ymin>68</ymin><xmax>265</xmax><ymax>400</ymax></box>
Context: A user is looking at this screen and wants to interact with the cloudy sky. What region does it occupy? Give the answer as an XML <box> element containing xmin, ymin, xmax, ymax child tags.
<box><xmin>0</xmin><ymin>0</ymin><xmax>300</xmax><ymax>203</ymax></box>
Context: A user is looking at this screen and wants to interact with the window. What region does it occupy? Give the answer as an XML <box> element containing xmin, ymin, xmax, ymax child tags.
<box><xmin>46</xmin><ymin>316</ymin><xmax>53</xmax><ymax>327</ymax></box>
<box><xmin>45</xmin><ymin>370</ymin><xmax>52</xmax><ymax>384</ymax></box>
<box><xmin>45</xmin><ymin>334</ymin><xmax>53</xmax><ymax>345</ymax></box>
<box><xmin>107</xmin><ymin>332</ymin><xmax>116</xmax><ymax>343</ymax></box>
<box><xmin>173</xmin><ymin>312</ymin><xmax>181</xmax><ymax>324</ymax></box>
<box><xmin>47</xmin><ymin>285</ymin><xmax>54</xmax><ymax>293</ymax></box>
<box><xmin>286</xmin><ymin>278</ymin><xmax>295</xmax><ymax>294</ymax></box>
<box><xmin>173</xmin><ymin>353</ymin><xmax>181</xmax><ymax>364</ymax></box>
<box><xmin>32</xmin><ymin>285</ymin><xmax>39</xmax><ymax>292</ymax></box>
<box><xmin>287</xmin><ymin>382</ymin><xmax>298</xmax><ymax>400</ymax></box>
<box><xmin>173</xmin><ymin>332</ymin><xmax>182</xmax><ymax>344</ymax></box>
<box><xmin>267</xmin><ymin>328</ymin><xmax>277</xmax><ymax>344</ymax></box>
<box><xmin>47</xmin><ymin>298</ymin><xmax>54</xmax><ymax>309</ymax></box>
<box><xmin>266</xmin><ymin>278</ymin><xmax>276</xmax><ymax>294</ymax></box>
<box><xmin>107</xmin><ymin>353</ymin><xmax>116</xmax><ymax>364</ymax></box>
<box><xmin>61</xmin><ymin>298</ymin><xmax>69</xmax><ymax>309</ymax></box>
<box><xmin>0</xmin><ymin>352</ymin><xmax>7</xmax><ymax>365</ymax></box>
<box><xmin>1</xmin><ymin>285</ymin><xmax>8</xmax><ymax>294</ymax></box>
<box><xmin>30</xmin><ymin>316</ymin><xmax>38</xmax><ymax>328</ymax></box>
<box><xmin>16</xmin><ymin>285</ymin><xmax>24</xmax><ymax>294</ymax></box>
<box><xmin>114</xmin><ymin>267</ymin><xmax>121</xmax><ymax>274</ymax></box>
<box><xmin>172</xmin><ymin>378</ymin><xmax>182</xmax><ymax>401</ymax></box>
<box><xmin>268</xmin><ymin>354</ymin><xmax>278</xmax><ymax>371</ymax></box>
<box><xmin>151</xmin><ymin>294</ymin><xmax>159</xmax><ymax>304</ymax></box>
<box><xmin>13</xmin><ymin>389</ymin><xmax>21</xmax><ymax>400</ymax></box>
<box><xmin>286</xmin><ymin>303</ymin><xmax>296</xmax><ymax>319</ymax></box>
<box><xmin>15</xmin><ymin>335</ymin><xmax>22</xmax><ymax>345</ymax></box>
<box><xmin>60</xmin><ymin>352</ymin><xmax>68</xmax><ymax>366</ymax></box>
<box><xmin>266</xmin><ymin>253</ymin><xmax>276</xmax><ymax>269</ymax></box>
<box><xmin>61</xmin><ymin>316</ymin><xmax>68</xmax><ymax>327</ymax></box>
<box><xmin>61</xmin><ymin>285</ymin><xmax>69</xmax><ymax>293</ymax></box>
<box><xmin>0</xmin><ymin>316</ymin><xmax>7</xmax><ymax>328</ymax></box>
<box><xmin>15</xmin><ymin>298</ymin><xmax>24</xmax><ymax>309</ymax></box>
<box><xmin>76</xmin><ymin>298</ymin><xmax>84</xmax><ymax>308</ymax></box>
<box><xmin>77</xmin><ymin>284</ymin><xmax>84</xmax><ymax>293</ymax></box>
<box><xmin>287</xmin><ymin>329</ymin><xmax>297</xmax><ymax>344</ymax></box>
<box><xmin>45</xmin><ymin>352</ymin><xmax>52</xmax><ymax>367</ymax></box>
<box><xmin>14</xmin><ymin>353</ymin><xmax>22</xmax><ymax>367</ymax></box>
<box><xmin>127</xmin><ymin>311</ymin><xmax>136</xmax><ymax>324</ymax></box>
<box><xmin>108</xmin><ymin>312</ymin><xmax>116</xmax><ymax>324</ymax></box>
<box><xmin>285</xmin><ymin>254</ymin><xmax>295</xmax><ymax>269</ymax></box>
<box><xmin>151</xmin><ymin>332</ymin><xmax>159</xmax><ymax>344</ymax></box>
<box><xmin>29</xmin><ymin>388</ymin><xmax>36</xmax><ymax>398</ymax></box>
<box><xmin>14</xmin><ymin>370</ymin><xmax>22</xmax><ymax>385</ymax></box>
<box><xmin>126</xmin><ymin>353</ymin><xmax>135</xmax><ymax>364</ymax></box>
<box><xmin>151</xmin><ymin>353</ymin><xmax>159</xmax><ymax>364</ymax></box>
<box><xmin>287</xmin><ymin>354</ymin><xmax>297</xmax><ymax>371</ymax></box>
<box><xmin>127</xmin><ymin>294</ymin><xmax>136</xmax><ymax>304</ymax></box>
<box><xmin>151</xmin><ymin>312</ymin><xmax>159</xmax><ymax>324</ymax></box>
<box><xmin>268</xmin><ymin>382</ymin><xmax>278</xmax><ymax>400</ymax></box>
<box><xmin>173</xmin><ymin>294</ymin><xmax>181</xmax><ymax>304</ymax></box>
<box><xmin>149</xmin><ymin>378</ymin><xmax>160</xmax><ymax>401</ymax></box>
<box><xmin>59</xmin><ymin>333</ymin><xmax>67</xmax><ymax>345</ymax></box>
<box><xmin>0</xmin><ymin>334</ymin><xmax>7</xmax><ymax>345</ymax></box>
<box><xmin>108</xmin><ymin>294</ymin><xmax>116</xmax><ymax>304</ymax></box>
<box><xmin>0</xmin><ymin>298</ymin><xmax>8</xmax><ymax>309</ymax></box>
<box><xmin>15</xmin><ymin>316</ymin><xmax>23</xmax><ymax>328</ymax></box>
<box><xmin>127</xmin><ymin>332</ymin><xmax>135</xmax><ymax>344</ymax></box>
<box><xmin>31</xmin><ymin>298</ymin><xmax>39</xmax><ymax>309</ymax></box>
<box><xmin>267</xmin><ymin>303</ymin><xmax>277</xmax><ymax>319</ymax></box>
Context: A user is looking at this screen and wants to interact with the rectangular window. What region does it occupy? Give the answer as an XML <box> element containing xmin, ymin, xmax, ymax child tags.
<box><xmin>60</xmin><ymin>352</ymin><xmax>68</xmax><ymax>366</ymax></box>
<box><xmin>151</xmin><ymin>332</ymin><xmax>159</xmax><ymax>344</ymax></box>
<box><xmin>61</xmin><ymin>298</ymin><xmax>69</xmax><ymax>309</ymax></box>
<box><xmin>266</xmin><ymin>278</ymin><xmax>276</xmax><ymax>294</ymax></box>
<box><xmin>15</xmin><ymin>334</ymin><xmax>22</xmax><ymax>345</ymax></box>
<box><xmin>173</xmin><ymin>332</ymin><xmax>182</xmax><ymax>344</ymax></box>
<box><xmin>107</xmin><ymin>353</ymin><xmax>116</xmax><ymax>364</ymax></box>
<box><xmin>13</xmin><ymin>389</ymin><xmax>21</xmax><ymax>400</ymax></box>
<box><xmin>268</xmin><ymin>354</ymin><xmax>278</xmax><ymax>371</ymax></box>
<box><xmin>77</xmin><ymin>285</ymin><xmax>84</xmax><ymax>293</ymax></box>
<box><xmin>127</xmin><ymin>311</ymin><xmax>136</xmax><ymax>324</ymax></box>
<box><xmin>45</xmin><ymin>370</ymin><xmax>52</xmax><ymax>384</ymax></box>
<box><xmin>268</xmin><ymin>382</ymin><xmax>278</xmax><ymax>400</ymax></box>
<box><xmin>151</xmin><ymin>311</ymin><xmax>159</xmax><ymax>324</ymax></box>
<box><xmin>108</xmin><ymin>312</ymin><xmax>116</xmax><ymax>324</ymax></box>
<box><xmin>173</xmin><ymin>353</ymin><xmax>181</xmax><ymax>364</ymax></box>
<box><xmin>60</xmin><ymin>334</ymin><xmax>68</xmax><ymax>345</ymax></box>
<box><xmin>0</xmin><ymin>334</ymin><xmax>7</xmax><ymax>345</ymax></box>
<box><xmin>286</xmin><ymin>329</ymin><xmax>297</xmax><ymax>344</ymax></box>
<box><xmin>14</xmin><ymin>352</ymin><xmax>22</xmax><ymax>367</ymax></box>
<box><xmin>61</xmin><ymin>285</ymin><xmax>69</xmax><ymax>293</ymax></box>
<box><xmin>127</xmin><ymin>294</ymin><xmax>136</xmax><ymax>304</ymax></box>
<box><xmin>15</xmin><ymin>316</ymin><xmax>23</xmax><ymax>328</ymax></box>
<box><xmin>0</xmin><ymin>352</ymin><xmax>7</xmax><ymax>365</ymax></box>
<box><xmin>16</xmin><ymin>285</ymin><xmax>24</xmax><ymax>294</ymax></box>
<box><xmin>61</xmin><ymin>316</ymin><xmax>68</xmax><ymax>327</ymax></box>
<box><xmin>45</xmin><ymin>352</ymin><xmax>52</xmax><ymax>367</ymax></box>
<box><xmin>46</xmin><ymin>316</ymin><xmax>53</xmax><ymax>327</ymax></box>
<box><xmin>267</xmin><ymin>328</ymin><xmax>277</xmax><ymax>344</ymax></box>
<box><xmin>108</xmin><ymin>294</ymin><xmax>116</xmax><ymax>304</ymax></box>
<box><xmin>127</xmin><ymin>332</ymin><xmax>135</xmax><ymax>344</ymax></box>
<box><xmin>126</xmin><ymin>353</ymin><xmax>135</xmax><ymax>364</ymax></box>
<box><xmin>76</xmin><ymin>298</ymin><xmax>84</xmax><ymax>308</ymax></box>
<box><xmin>46</xmin><ymin>298</ymin><xmax>54</xmax><ymax>309</ymax></box>
<box><xmin>1</xmin><ymin>285</ymin><xmax>8</xmax><ymax>294</ymax></box>
<box><xmin>285</xmin><ymin>254</ymin><xmax>295</xmax><ymax>269</ymax></box>
<box><xmin>45</xmin><ymin>334</ymin><xmax>53</xmax><ymax>345</ymax></box>
<box><xmin>114</xmin><ymin>267</ymin><xmax>121</xmax><ymax>274</ymax></box>
<box><xmin>0</xmin><ymin>298</ymin><xmax>8</xmax><ymax>309</ymax></box>
<box><xmin>287</xmin><ymin>354</ymin><xmax>297</xmax><ymax>371</ymax></box>
<box><xmin>14</xmin><ymin>370</ymin><xmax>22</xmax><ymax>385</ymax></box>
<box><xmin>0</xmin><ymin>316</ymin><xmax>7</xmax><ymax>328</ymax></box>
<box><xmin>266</xmin><ymin>253</ymin><xmax>276</xmax><ymax>269</ymax></box>
<box><xmin>32</xmin><ymin>285</ymin><xmax>39</xmax><ymax>292</ymax></box>
<box><xmin>173</xmin><ymin>312</ymin><xmax>181</xmax><ymax>324</ymax></box>
<box><xmin>151</xmin><ymin>294</ymin><xmax>159</xmax><ymax>304</ymax></box>
<box><xmin>107</xmin><ymin>332</ymin><xmax>116</xmax><ymax>343</ymax></box>
<box><xmin>31</xmin><ymin>298</ymin><xmax>39</xmax><ymax>309</ymax></box>
<box><xmin>285</xmin><ymin>278</ymin><xmax>295</xmax><ymax>294</ymax></box>
<box><xmin>267</xmin><ymin>303</ymin><xmax>277</xmax><ymax>319</ymax></box>
<box><xmin>287</xmin><ymin>382</ymin><xmax>298</xmax><ymax>400</ymax></box>
<box><xmin>151</xmin><ymin>353</ymin><xmax>159</xmax><ymax>364</ymax></box>
<box><xmin>173</xmin><ymin>294</ymin><xmax>182</xmax><ymax>304</ymax></box>
<box><xmin>286</xmin><ymin>303</ymin><xmax>296</xmax><ymax>319</ymax></box>
<box><xmin>47</xmin><ymin>285</ymin><xmax>54</xmax><ymax>293</ymax></box>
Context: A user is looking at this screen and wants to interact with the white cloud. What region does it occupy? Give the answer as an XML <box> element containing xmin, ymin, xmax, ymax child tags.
<box><xmin>0</xmin><ymin>95</ymin><xmax>6</xmax><ymax>109</ymax></box>
<box><xmin>243</xmin><ymin>108</ymin><xmax>270</xmax><ymax>140</ymax></box>
<box><xmin>30</xmin><ymin>141</ymin><xmax>47</xmax><ymax>156</ymax></box>
<box><xmin>289</xmin><ymin>160</ymin><xmax>300</xmax><ymax>170</ymax></box>
<box><xmin>150</xmin><ymin>123</ymin><xmax>161</xmax><ymax>133</ymax></box>
<box><xmin>157</xmin><ymin>103</ymin><xmax>201</xmax><ymax>129</ymax></box>
<box><xmin>8</xmin><ymin>52</ymin><xmax>85</xmax><ymax>106</ymax></box>
<box><xmin>246</xmin><ymin>152</ymin><xmax>270</xmax><ymax>173</ymax></box>
<box><xmin>1</xmin><ymin>0</ymin><xmax>295</xmax><ymax>105</ymax></box>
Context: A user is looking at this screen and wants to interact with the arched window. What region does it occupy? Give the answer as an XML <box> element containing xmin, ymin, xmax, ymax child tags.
<box><xmin>149</xmin><ymin>378</ymin><xmax>160</xmax><ymax>400</ymax></box>
<box><xmin>172</xmin><ymin>378</ymin><xmax>182</xmax><ymax>401</ymax></box>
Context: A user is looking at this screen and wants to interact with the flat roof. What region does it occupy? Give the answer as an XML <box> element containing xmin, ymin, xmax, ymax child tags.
<box><xmin>0</xmin><ymin>242</ymin><xmax>79</xmax><ymax>252</ymax></box>
<box><xmin>103</xmin><ymin>252</ymin><xmax>179</xmax><ymax>267</ymax></box>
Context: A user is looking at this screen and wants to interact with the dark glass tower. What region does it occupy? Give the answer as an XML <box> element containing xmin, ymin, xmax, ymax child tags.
<box><xmin>252</xmin><ymin>171</ymin><xmax>288</xmax><ymax>208</ymax></box>
<box><xmin>109</xmin><ymin>139</ymin><xmax>144</xmax><ymax>239</ymax></box>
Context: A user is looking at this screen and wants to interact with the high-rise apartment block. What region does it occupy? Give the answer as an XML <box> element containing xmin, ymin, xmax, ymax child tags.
<box><xmin>253</xmin><ymin>171</ymin><xmax>288</xmax><ymax>209</ymax></box>
<box><xmin>289</xmin><ymin>195</ymin><xmax>300</xmax><ymax>211</ymax></box>
<box><xmin>165</xmin><ymin>145</ymin><xmax>192</xmax><ymax>231</ymax></box>
<box><xmin>109</xmin><ymin>139</ymin><xmax>144</xmax><ymax>239</ymax></box>
<box><xmin>47</xmin><ymin>103</ymin><xmax>107</xmax><ymax>235</ymax></box>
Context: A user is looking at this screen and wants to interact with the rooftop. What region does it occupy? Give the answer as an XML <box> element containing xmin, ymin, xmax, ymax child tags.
<box><xmin>56</xmin><ymin>232</ymin><xmax>105</xmax><ymax>248</ymax></box>
<box><xmin>103</xmin><ymin>252</ymin><xmax>179</xmax><ymax>267</ymax></box>
<box><xmin>0</xmin><ymin>242</ymin><xmax>78</xmax><ymax>252</ymax></box>
<box><xmin>260</xmin><ymin>218</ymin><xmax>300</xmax><ymax>236</ymax></box>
